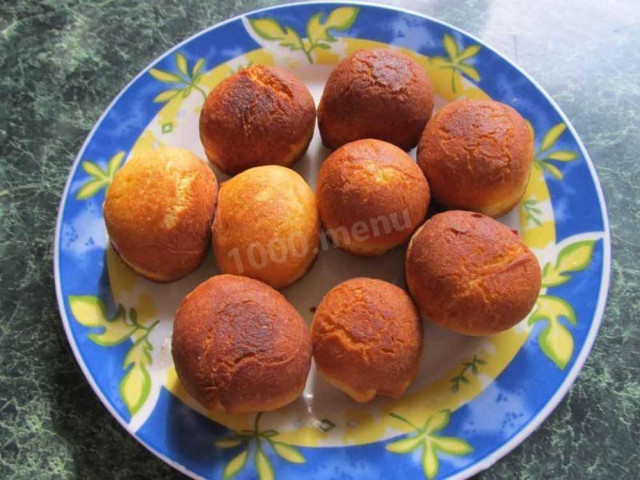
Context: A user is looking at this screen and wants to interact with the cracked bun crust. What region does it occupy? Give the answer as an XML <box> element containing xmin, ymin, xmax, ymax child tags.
<box><xmin>212</xmin><ymin>165</ymin><xmax>320</xmax><ymax>289</ymax></box>
<box><xmin>318</xmin><ymin>48</ymin><xmax>434</xmax><ymax>151</ymax></box>
<box><xmin>172</xmin><ymin>275</ymin><xmax>312</xmax><ymax>412</ymax></box>
<box><xmin>406</xmin><ymin>211</ymin><xmax>541</xmax><ymax>336</ymax></box>
<box><xmin>312</xmin><ymin>278</ymin><xmax>423</xmax><ymax>403</ymax></box>
<box><xmin>199</xmin><ymin>65</ymin><xmax>316</xmax><ymax>175</ymax></box>
<box><xmin>316</xmin><ymin>139</ymin><xmax>430</xmax><ymax>255</ymax></box>
<box><xmin>417</xmin><ymin>99</ymin><xmax>534</xmax><ymax>218</ymax></box>
<box><xmin>104</xmin><ymin>147</ymin><xmax>218</xmax><ymax>282</ymax></box>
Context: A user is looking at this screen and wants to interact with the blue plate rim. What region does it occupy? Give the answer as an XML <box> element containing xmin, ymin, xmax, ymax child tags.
<box><xmin>52</xmin><ymin>2</ymin><xmax>612</xmax><ymax>479</ymax></box>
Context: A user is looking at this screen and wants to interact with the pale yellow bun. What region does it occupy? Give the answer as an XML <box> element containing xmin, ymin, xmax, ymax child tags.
<box><xmin>312</xmin><ymin>278</ymin><xmax>423</xmax><ymax>402</ymax></box>
<box><xmin>318</xmin><ymin>48</ymin><xmax>434</xmax><ymax>150</ymax></box>
<box><xmin>316</xmin><ymin>139</ymin><xmax>430</xmax><ymax>255</ymax></box>
<box><xmin>172</xmin><ymin>274</ymin><xmax>312</xmax><ymax>412</ymax></box>
<box><xmin>417</xmin><ymin>99</ymin><xmax>534</xmax><ymax>218</ymax></box>
<box><xmin>104</xmin><ymin>147</ymin><xmax>218</xmax><ymax>282</ymax></box>
<box><xmin>212</xmin><ymin>165</ymin><xmax>320</xmax><ymax>289</ymax></box>
<box><xmin>406</xmin><ymin>211</ymin><xmax>541</xmax><ymax>336</ymax></box>
<box><xmin>199</xmin><ymin>65</ymin><xmax>316</xmax><ymax>175</ymax></box>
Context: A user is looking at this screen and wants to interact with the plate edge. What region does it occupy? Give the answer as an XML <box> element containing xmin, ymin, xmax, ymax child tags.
<box><xmin>52</xmin><ymin>2</ymin><xmax>613</xmax><ymax>479</ymax></box>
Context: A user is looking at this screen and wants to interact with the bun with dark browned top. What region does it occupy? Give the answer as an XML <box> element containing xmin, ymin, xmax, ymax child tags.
<box><xmin>318</xmin><ymin>49</ymin><xmax>434</xmax><ymax>151</ymax></box>
<box><xmin>406</xmin><ymin>211</ymin><xmax>541</xmax><ymax>336</ymax></box>
<box><xmin>312</xmin><ymin>277</ymin><xmax>423</xmax><ymax>402</ymax></box>
<box><xmin>200</xmin><ymin>65</ymin><xmax>316</xmax><ymax>175</ymax></box>
<box><xmin>172</xmin><ymin>274</ymin><xmax>312</xmax><ymax>412</ymax></box>
<box><xmin>316</xmin><ymin>139</ymin><xmax>430</xmax><ymax>255</ymax></box>
<box><xmin>104</xmin><ymin>147</ymin><xmax>218</xmax><ymax>283</ymax></box>
<box><xmin>417</xmin><ymin>99</ymin><xmax>533</xmax><ymax>218</ymax></box>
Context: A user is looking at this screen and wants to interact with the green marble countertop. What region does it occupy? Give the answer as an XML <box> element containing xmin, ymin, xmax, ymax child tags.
<box><xmin>1</xmin><ymin>0</ymin><xmax>638</xmax><ymax>478</ymax></box>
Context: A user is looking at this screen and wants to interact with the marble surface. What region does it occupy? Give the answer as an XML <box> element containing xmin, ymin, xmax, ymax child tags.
<box><xmin>1</xmin><ymin>0</ymin><xmax>638</xmax><ymax>478</ymax></box>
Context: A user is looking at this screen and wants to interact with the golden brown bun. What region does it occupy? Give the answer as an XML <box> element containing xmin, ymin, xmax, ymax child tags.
<box><xmin>405</xmin><ymin>211</ymin><xmax>541</xmax><ymax>336</ymax></box>
<box><xmin>199</xmin><ymin>65</ymin><xmax>316</xmax><ymax>175</ymax></box>
<box><xmin>318</xmin><ymin>49</ymin><xmax>434</xmax><ymax>151</ymax></box>
<box><xmin>104</xmin><ymin>147</ymin><xmax>218</xmax><ymax>282</ymax></box>
<box><xmin>312</xmin><ymin>278</ymin><xmax>423</xmax><ymax>402</ymax></box>
<box><xmin>172</xmin><ymin>275</ymin><xmax>312</xmax><ymax>412</ymax></box>
<box><xmin>417</xmin><ymin>99</ymin><xmax>533</xmax><ymax>218</ymax></box>
<box><xmin>212</xmin><ymin>165</ymin><xmax>320</xmax><ymax>289</ymax></box>
<box><xmin>316</xmin><ymin>139</ymin><xmax>430</xmax><ymax>255</ymax></box>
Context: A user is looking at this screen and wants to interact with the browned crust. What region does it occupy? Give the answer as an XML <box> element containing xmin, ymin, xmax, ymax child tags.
<box><xmin>311</xmin><ymin>277</ymin><xmax>423</xmax><ymax>402</ymax></box>
<box><xmin>172</xmin><ymin>274</ymin><xmax>312</xmax><ymax>412</ymax></box>
<box><xmin>212</xmin><ymin>165</ymin><xmax>320</xmax><ymax>289</ymax></box>
<box><xmin>417</xmin><ymin>99</ymin><xmax>534</xmax><ymax>218</ymax></box>
<box><xmin>405</xmin><ymin>211</ymin><xmax>542</xmax><ymax>336</ymax></box>
<box><xmin>104</xmin><ymin>147</ymin><xmax>218</xmax><ymax>282</ymax></box>
<box><xmin>318</xmin><ymin>49</ymin><xmax>434</xmax><ymax>151</ymax></box>
<box><xmin>316</xmin><ymin>139</ymin><xmax>430</xmax><ymax>256</ymax></box>
<box><xmin>199</xmin><ymin>65</ymin><xmax>316</xmax><ymax>175</ymax></box>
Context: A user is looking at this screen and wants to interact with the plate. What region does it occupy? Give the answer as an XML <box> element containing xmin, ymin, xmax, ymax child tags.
<box><xmin>54</xmin><ymin>2</ymin><xmax>611</xmax><ymax>479</ymax></box>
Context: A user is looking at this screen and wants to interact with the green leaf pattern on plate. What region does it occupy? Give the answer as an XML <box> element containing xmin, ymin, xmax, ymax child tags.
<box><xmin>387</xmin><ymin>410</ymin><xmax>473</xmax><ymax>479</ymax></box>
<box><xmin>523</xmin><ymin>199</ymin><xmax>544</xmax><ymax>227</ymax></box>
<box><xmin>430</xmin><ymin>34</ymin><xmax>481</xmax><ymax>92</ymax></box>
<box><xmin>216</xmin><ymin>412</ymin><xmax>307</xmax><ymax>479</ymax></box>
<box><xmin>223</xmin><ymin>449</ymin><xmax>249</xmax><ymax>480</ymax></box>
<box><xmin>533</xmin><ymin>123</ymin><xmax>579</xmax><ymax>180</ymax></box>
<box><xmin>150</xmin><ymin>52</ymin><xmax>208</xmax><ymax>102</ymax></box>
<box><xmin>542</xmin><ymin>240</ymin><xmax>596</xmax><ymax>288</ymax></box>
<box><xmin>450</xmin><ymin>354</ymin><xmax>487</xmax><ymax>392</ymax></box>
<box><xmin>255</xmin><ymin>446</ymin><xmax>274</xmax><ymax>480</ymax></box>
<box><xmin>76</xmin><ymin>151</ymin><xmax>124</xmax><ymax>200</ymax></box>
<box><xmin>69</xmin><ymin>296</ymin><xmax>159</xmax><ymax>415</ymax></box>
<box><xmin>529</xmin><ymin>239</ymin><xmax>597</xmax><ymax>369</ymax></box>
<box><xmin>248</xmin><ymin>7</ymin><xmax>359</xmax><ymax>63</ymax></box>
<box><xmin>271</xmin><ymin>442</ymin><xmax>305</xmax><ymax>463</ymax></box>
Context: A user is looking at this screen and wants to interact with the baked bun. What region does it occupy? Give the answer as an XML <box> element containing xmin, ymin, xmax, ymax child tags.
<box><xmin>316</xmin><ymin>139</ymin><xmax>430</xmax><ymax>255</ymax></box>
<box><xmin>406</xmin><ymin>211</ymin><xmax>541</xmax><ymax>336</ymax></box>
<box><xmin>417</xmin><ymin>99</ymin><xmax>533</xmax><ymax>218</ymax></box>
<box><xmin>318</xmin><ymin>48</ymin><xmax>434</xmax><ymax>150</ymax></box>
<box><xmin>212</xmin><ymin>165</ymin><xmax>319</xmax><ymax>289</ymax></box>
<box><xmin>104</xmin><ymin>147</ymin><xmax>218</xmax><ymax>282</ymax></box>
<box><xmin>312</xmin><ymin>278</ymin><xmax>423</xmax><ymax>402</ymax></box>
<box><xmin>199</xmin><ymin>65</ymin><xmax>316</xmax><ymax>175</ymax></box>
<box><xmin>172</xmin><ymin>275</ymin><xmax>312</xmax><ymax>412</ymax></box>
